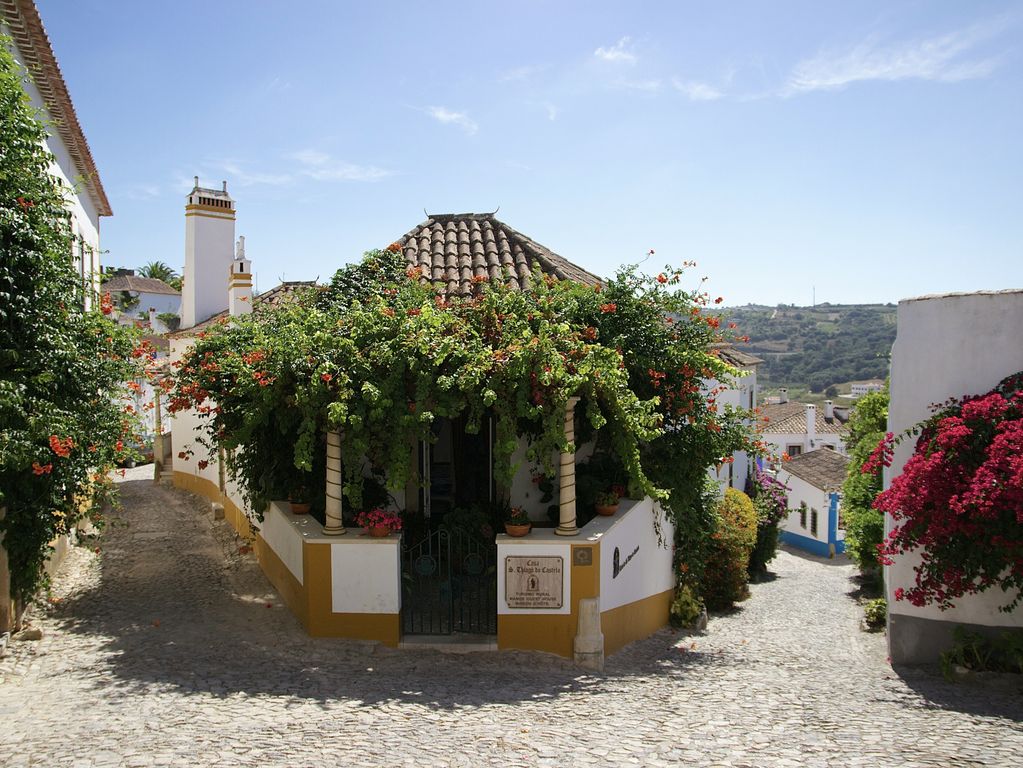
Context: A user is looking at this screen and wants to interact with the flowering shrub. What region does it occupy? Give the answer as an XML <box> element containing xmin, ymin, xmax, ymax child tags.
<box><xmin>702</xmin><ymin>488</ymin><xmax>758</xmax><ymax>610</ymax></box>
<box><xmin>355</xmin><ymin>508</ymin><xmax>403</xmax><ymax>532</ymax></box>
<box><xmin>747</xmin><ymin>469</ymin><xmax>789</xmax><ymax>575</ymax></box>
<box><xmin>876</xmin><ymin>372</ymin><xmax>1023</xmax><ymax>611</ymax></box>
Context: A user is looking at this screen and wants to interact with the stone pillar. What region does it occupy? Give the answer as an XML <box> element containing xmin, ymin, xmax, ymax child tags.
<box><xmin>574</xmin><ymin>597</ymin><xmax>604</xmax><ymax>671</ymax></box>
<box><xmin>556</xmin><ymin>396</ymin><xmax>581</xmax><ymax>536</ymax></box>
<box><xmin>323</xmin><ymin>430</ymin><xmax>346</xmax><ymax>535</ymax></box>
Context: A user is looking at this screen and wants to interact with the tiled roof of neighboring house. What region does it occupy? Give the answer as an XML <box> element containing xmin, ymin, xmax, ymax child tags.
<box><xmin>712</xmin><ymin>344</ymin><xmax>763</xmax><ymax>370</ymax></box>
<box><xmin>168</xmin><ymin>281</ymin><xmax>318</xmax><ymax>337</ymax></box>
<box><xmin>759</xmin><ymin>402</ymin><xmax>846</xmax><ymax>435</ymax></box>
<box><xmin>0</xmin><ymin>0</ymin><xmax>112</xmax><ymax>216</ymax></box>
<box><xmin>398</xmin><ymin>213</ymin><xmax>602</xmax><ymax>297</ymax></box>
<box><xmin>783</xmin><ymin>448</ymin><xmax>849</xmax><ymax>491</ymax></box>
<box><xmin>104</xmin><ymin>275</ymin><xmax>181</xmax><ymax>296</ymax></box>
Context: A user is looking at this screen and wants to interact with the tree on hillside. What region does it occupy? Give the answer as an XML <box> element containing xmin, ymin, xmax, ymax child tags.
<box><xmin>0</xmin><ymin>42</ymin><xmax>140</xmax><ymax>629</ymax></box>
<box><xmin>138</xmin><ymin>260</ymin><xmax>182</xmax><ymax>291</ymax></box>
<box><xmin>841</xmin><ymin>388</ymin><xmax>889</xmax><ymax>575</ymax></box>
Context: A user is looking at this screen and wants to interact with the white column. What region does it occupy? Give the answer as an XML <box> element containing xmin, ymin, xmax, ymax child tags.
<box><xmin>324</xmin><ymin>430</ymin><xmax>346</xmax><ymax>535</ymax></box>
<box><xmin>556</xmin><ymin>396</ymin><xmax>581</xmax><ymax>536</ymax></box>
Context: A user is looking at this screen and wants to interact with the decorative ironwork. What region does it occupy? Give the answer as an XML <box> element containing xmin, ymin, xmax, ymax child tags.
<box><xmin>402</xmin><ymin>527</ymin><xmax>497</xmax><ymax>635</ymax></box>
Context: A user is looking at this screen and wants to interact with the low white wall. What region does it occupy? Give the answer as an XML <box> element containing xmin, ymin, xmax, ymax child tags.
<box><xmin>598</xmin><ymin>498</ymin><xmax>674</xmax><ymax>613</ymax></box>
<box><xmin>777</xmin><ymin>473</ymin><xmax>830</xmax><ymax>544</ymax></box>
<box><xmin>886</xmin><ymin>290</ymin><xmax>1023</xmax><ymax>634</ymax></box>
<box><xmin>329</xmin><ymin>537</ymin><xmax>401</xmax><ymax>614</ymax></box>
<box><xmin>260</xmin><ymin>503</ymin><xmax>304</xmax><ymax>584</ymax></box>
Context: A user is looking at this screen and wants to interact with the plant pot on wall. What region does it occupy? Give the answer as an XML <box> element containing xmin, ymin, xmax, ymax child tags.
<box><xmin>595</xmin><ymin>504</ymin><xmax>618</xmax><ymax>516</ymax></box>
<box><xmin>504</xmin><ymin>522</ymin><xmax>531</xmax><ymax>537</ymax></box>
<box><xmin>366</xmin><ymin>525</ymin><xmax>392</xmax><ymax>538</ymax></box>
<box><xmin>289</xmin><ymin>500</ymin><xmax>310</xmax><ymax>514</ymax></box>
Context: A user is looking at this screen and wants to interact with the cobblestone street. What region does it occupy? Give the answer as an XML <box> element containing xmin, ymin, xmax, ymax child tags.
<box><xmin>2</xmin><ymin>469</ymin><xmax>1021</xmax><ymax>767</ymax></box>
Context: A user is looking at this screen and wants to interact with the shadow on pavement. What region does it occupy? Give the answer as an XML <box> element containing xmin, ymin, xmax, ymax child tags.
<box><xmin>892</xmin><ymin>664</ymin><xmax>1023</xmax><ymax>720</ymax></box>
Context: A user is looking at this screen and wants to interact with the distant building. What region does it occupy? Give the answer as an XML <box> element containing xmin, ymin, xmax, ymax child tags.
<box><xmin>1</xmin><ymin>0</ymin><xmax>112</xmax><ymax>309</ymax></box>
<box><xmin>849</xmin><ymin>379</ymin><xmax>885</xmax><ymax>398</ymax></box>
<box><xmin>709</xmin><ymin>344</ymin><xmax>762</xmax><ymax>491</ymax></box>
<box><xmin>777</xmin><ymin>448</ymin><xmax>849</xmax><ymax>558</ymax></box>
<box><xmin>103</xmin><ymin>271</ymin><xmax>181</xmax><ymax>331</ymax></box>
<box><xmin>759</xmin><ymin>388</ymin><xmax>847</xmax><ymax>462</ymax></box>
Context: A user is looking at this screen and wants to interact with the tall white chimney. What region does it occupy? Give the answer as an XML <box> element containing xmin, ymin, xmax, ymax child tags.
<box><xmin>182</xmin><ymin>178</ymin><xmax>235</xmax><ymax>328</ymax></box>
<box><xmin>805</xmin><ymin>404</ymin><xmax>817</xmax><ymax>449</ymax></box>
<box><xmin>229</xmin><ymin>236</ymin><xmax>253</xmax><ymax>317</ymax></box>
<box><xmin>779</xmin><ymin>388</ymin><xmax>788</xmax><ymax>404</ymax></box>
<box><xmin>824</xmin><ymin>400</ymin><xmax>834</xmax><ymax>420</ymax></box>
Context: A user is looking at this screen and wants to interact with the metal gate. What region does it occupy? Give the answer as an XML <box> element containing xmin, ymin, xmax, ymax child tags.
<box><xmin>402</xmin><ymin>527</ymin><xmax>497</xmax><ymax>635</ymax></box>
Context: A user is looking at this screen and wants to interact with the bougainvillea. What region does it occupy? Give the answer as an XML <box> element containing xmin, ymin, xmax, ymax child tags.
<box><xmin>746</xmin><ymin>469</ymin><xmax>789</xmax><ymax>575</ymax></box>
<box><xmin>876</xmin><ymin>372</ymin><xmax>1023</xmax><ymax>611</ymax></box>
<box><xmin>0</xmin><ymin>43</ymin><xmax>142</xmax><ymax>625</ymax></box>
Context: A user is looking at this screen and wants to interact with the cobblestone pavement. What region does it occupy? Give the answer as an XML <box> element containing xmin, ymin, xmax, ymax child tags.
<box><xmin>2</xmin><ymin>468</ymin><xmax>1021</xmax><ymax>767</ymax></box>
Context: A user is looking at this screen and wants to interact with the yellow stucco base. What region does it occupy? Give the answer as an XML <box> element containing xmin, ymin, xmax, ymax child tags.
<box><xmin>601</xmin><ymin>588</ymin><xmax>673</xmax><ymax>656</ymax></box>
<box><xmin>173</xmin><ymin>470</ymin><xmax>399</xmax><ymax>646</ymax></box>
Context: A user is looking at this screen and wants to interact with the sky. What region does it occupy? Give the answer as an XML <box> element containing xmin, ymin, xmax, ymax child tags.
<box><xmin>37</xmin><ymin>0</ymin><xmax>1023</xmax><ymax>306</ymax></box>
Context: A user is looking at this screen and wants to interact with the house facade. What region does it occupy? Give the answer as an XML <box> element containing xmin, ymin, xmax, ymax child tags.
<box><xmin>760</xmin><ymin>390</ymin><xmax>846</xmax><ymax>464</ymax></box>
<box><xmin>709</xmin><ymin>345</ymin><xmax>762</xmax><ymax>491</ymax></box>
<box><xmin>0</xmin><ymin>0</ymin><xmax>112</xmax><ymax>310</ymax></box>
<box><xmin>776</xmin><ymin>448</ymin><xmax>848</xmax><ymax>558</ymax></box>
<box><xmin>168</xmin><ymin>196</ymin><xmax>678</xmax><ymax>667</ymax></box>
<box><xmin>104</xmin><ymin>272</ymin><xmax>182</xmax><ymax>331</ymax></box>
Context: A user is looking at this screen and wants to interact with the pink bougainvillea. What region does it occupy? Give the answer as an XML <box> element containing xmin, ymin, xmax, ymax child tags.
<box><xmin>875</xmin><ymin>371</ymin><xmax>1023</xmax><ymax>611</ymax></box>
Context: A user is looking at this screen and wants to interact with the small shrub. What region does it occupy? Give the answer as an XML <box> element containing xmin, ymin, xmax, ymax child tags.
<box><xmin>863</xmin><ymin>598</ymin><xmax>887</xmax><ymax>631</ymax></box>
<box><xmin>669</xmin><ymin>584</ymin><xmax>704</xmax><ymax>628</ymax></box>
<box><xmin>747</xmin><ymin>470</ymin><xmax>788</xmax><ymax>576</ymax></box>
<box><xmin>702</xmin><ymin>488</ymin><xmax>758</xmax><ymax>611</ymax></box>
<box><xmin>940</xmin><ymin>626</ymin><xmax>1023</xmax><ymax>681</ymax></box>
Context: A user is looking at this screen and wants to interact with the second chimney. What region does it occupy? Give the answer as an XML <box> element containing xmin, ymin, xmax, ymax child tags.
<box><xmin>806</xmin><ymin>404</ymin><xmax>817</xmax><ymax>448</ymax></box>
<box><xmin>779</xmin><ymin>388</ymin><xmax>788</xmax><ymax>404</ymax></box>
<box><xmin>824</xmin><ymin>400</ymin><xmax>834</xmax><ymax>420</ymax></box>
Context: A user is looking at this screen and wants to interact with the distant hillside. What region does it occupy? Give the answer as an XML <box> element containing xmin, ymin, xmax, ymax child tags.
<box><xmin>726</xmin><ymin>303</ymin><xmax>897</xmax><ymax>392</ymax></box>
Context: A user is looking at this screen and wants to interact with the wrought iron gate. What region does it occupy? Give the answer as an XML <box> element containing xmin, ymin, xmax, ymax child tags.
<box><xmin>402</xmin><ymin>527</ymin><xmax>497</xmax><ymax>635</ymax></box>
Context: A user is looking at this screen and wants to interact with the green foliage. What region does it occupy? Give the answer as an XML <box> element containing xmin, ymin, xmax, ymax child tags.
<box><xmin>863</xmin><ymin>598</ymin><xmax>887</xmax><ymax>631</ymax></box>
<box><xmin>747</xmin><ymin>470</ymin><xmax>789</xmax><ymax>576</ymax></box>
<box><xmin>137</xmin><ymin>261</ymin><xmax>180</xmax><ymax>284</ymax></box>
<box><xmin>0</xmin><ymin>42</ymin><xmax>140</xmax><ymax>614</ymax></box>
<box><xmin>728</xmin><ymin>303</ymin><xmax>896</xmax><ymax>390</ymax></box>
<box><xmin>702</xmin><ymin>488</ymin><xmax>758</xmax><ymax>611</ymax></box>
<box><xmin>940</xmin><ymin>627</ymin><xmax>1023</xmax><ymax>681</ymax></box>
<box><xmin>841</xmin><ymin>388</ymin><xmax>889</xmax><ymax>570</ymax></box>
<box><xmin>669</xmin><ymin>583</ymin><xmax>704</xmax><ymax>627</ymax></box>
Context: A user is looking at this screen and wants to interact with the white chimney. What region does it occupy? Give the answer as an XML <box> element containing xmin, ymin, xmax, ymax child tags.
<box><xmin>824</xmin><ymin>400</ymin><xmax>834</xmax><ymax>420</ymax></box>
<box><xmin>228</xmin><ymin>236</ymin><xmax>253</xmax><ymax>317</ymax></box>
<box><xmin>778</xmin><ymin>388</ymin><xmax>788</xmax><ymax>404</ymax></box>
<box><xmin>805</xmin><ymin>404</ymin><xmax>817</xmax><ymax>448</ymax></box>
<box><xmin>182</xmin><ymin>177</ymin><xmax>235</xmax><ymax>328</ymax></box>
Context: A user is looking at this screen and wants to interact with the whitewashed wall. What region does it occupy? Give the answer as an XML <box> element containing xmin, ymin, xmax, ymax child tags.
<box><xmin>886</xmin><ymin>290</ymin><xmax>1023</xmax><ymax>661</ymax></box>
<box><xmin>777</xmin><ymin>472</ymin><xmax>830</xmax><ymax>543</ymax></box>
<box><xmin>598</xmin><ymin>498</ymin><xmax>674</xmax><ymax>613</ymax></box>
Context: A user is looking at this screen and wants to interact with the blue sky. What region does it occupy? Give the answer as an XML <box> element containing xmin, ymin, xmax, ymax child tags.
<box><xmin>39</xmin><ymin>0</ymin><xmax>1022</xmax><ymax>306</ymax></box>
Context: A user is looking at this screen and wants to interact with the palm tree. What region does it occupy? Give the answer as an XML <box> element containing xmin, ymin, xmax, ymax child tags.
<box><xmin>137</xmin><ymin>261</ymin><xmax>182</xmax><ymax>291</ymax></box>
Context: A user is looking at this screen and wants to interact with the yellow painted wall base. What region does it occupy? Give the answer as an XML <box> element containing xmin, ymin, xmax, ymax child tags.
<box><xmin>601</xmin><ymin>588</ymin><xmax>673</xmax><ymax>656</ymax></box>
<box><xmin>173</xmin><ymin>470</ymin><xmax>399</xmax><ymax>646</ymax></box>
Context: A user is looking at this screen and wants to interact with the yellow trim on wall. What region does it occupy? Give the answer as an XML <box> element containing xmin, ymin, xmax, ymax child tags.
<box><xmin>600</xmin><ymin>588</ymin><xmax>672</xmax><ymax>656</ymax></box>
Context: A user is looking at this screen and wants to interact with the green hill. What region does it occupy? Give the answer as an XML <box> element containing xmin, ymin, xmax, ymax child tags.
<box><xmin>726</xmin><ymin>303</ymin><xmax>897</xmax><ymax>393</ymax></box>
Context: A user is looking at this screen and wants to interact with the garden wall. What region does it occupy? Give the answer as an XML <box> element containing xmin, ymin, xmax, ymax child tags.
<box><xmin>886</xmin><ymin>289</ymin><xmax>1023</xmax><ymax>664</ymax></box>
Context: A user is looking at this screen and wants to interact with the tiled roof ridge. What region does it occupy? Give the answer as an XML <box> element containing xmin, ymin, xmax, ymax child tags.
<box><xmin>104</xmin><ymin>275</ymin><xmax>180</xmax><ymax>296</ymax></box>
<box><xmin>1</xmin><ymin>0</ymin><xmax>112</xmax><ymax>216</ymax></box>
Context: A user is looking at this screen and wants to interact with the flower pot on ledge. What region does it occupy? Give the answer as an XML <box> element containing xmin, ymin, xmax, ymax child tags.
<box><xmin>595</xmin><ymin>504</ymin><xmax>619</xmax><ymax>516</ymax></box>
<box><xmin>366</xmin><ymin>525</ymin><xmax>392</xmax><ymax>538</ymax></box>
<box><xmin>504</xmin><ymin>522</ymin><xmax>531</xmax><ymax>537</ymax></box>
<box><xmin>289</xmin><ymin>500</ymin><xmax>310</xmax><ymax>514</ymax></box>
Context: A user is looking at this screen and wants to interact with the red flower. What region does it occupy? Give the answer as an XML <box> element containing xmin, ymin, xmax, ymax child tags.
<box><xmin>714</xmin><ymin>297</ymin><xmax>723</xmax><ymax>304</ymax></box>
<box><xmin>32</xmin><ymin>461</ymin><xmax>53</xmax><ymax>475</ymax></box>
<box><xmin>100</xmin><ymin>292</ymin><xmax>114</xmax><ymax>315</ymax></box>
<box><xmin>657</xmin><ymin>274</ymin><xmax>667</xmax><ymax>284</ymax></box>
<box><xmin>49</xmin><ymin>435</ymin><xmax>73</xmax><ymax>458</ymax></box>
<box><xmin>387</xmin><ymin>241</ymin><xmax>403</xmax><ymax>253</ymax></box>
<box><xmin>321</xmin><ymin>373</ymin><xmax>333</xmax><ymax>383</ymax></box>
<box><xmin>197</xmin><ymin>460</ymin><xmax>209</xmax><ymax>470</ymax></box>
<box><xmin>600</xmin><ymin>303</ymin><xmax>617</xmax><ymax>314</ymax></box>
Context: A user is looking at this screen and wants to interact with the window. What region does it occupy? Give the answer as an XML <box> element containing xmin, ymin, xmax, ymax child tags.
<box><xmin>810</xmin><ymin>508</ymin><xmax>818</xmax><ymax>537</ymax></box>
<box><xmin>799</xmin><ymin>503</ymin><xmax>807</xmax><ymax>529</ymax></box>
<box><xmin>786</xmin><ymin>444</ymin><xmax>803</xmax><ymax>457</ymax></box>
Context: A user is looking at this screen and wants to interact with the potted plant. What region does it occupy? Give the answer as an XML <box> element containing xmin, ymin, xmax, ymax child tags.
<box><xmin>288</xmin><ymin>482</ymin><xmax>311</xmax><ymax>514</ymax></box>
<box><xmin>356</xmin><ymin>507</ymin><xmax>403</xmax><ymax>537</ymax></box>
<box><xmin>504</xmin><ymin>507</ymin><xmax>531</xmax><ymax>537</ymax></box>
<box><xmin>595</xmin><ymin>485</ymin><xmax>626</xmax><ymax>516</ymax></box>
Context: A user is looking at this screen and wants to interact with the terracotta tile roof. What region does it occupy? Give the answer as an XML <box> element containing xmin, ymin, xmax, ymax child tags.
<box><xmin>711</xmin><ymin>344</ymin><xmax>763</xmax><ymax>369</ymax></box>
<box><xmin>782</xmin><ymin>448</ymin><xmax>849</xmax><ymax>491</ymax></box>
<box><xmin>168</xmin><ymin>281</ymin><xmax>317</xmax><ymax>337</ymax></box>
<box><xmin>103</xmin><ymin>275</ymin><xmax>180</xmax><ymax>296</ymax></box>
<box><xmin>759</xmin><ymin>402</ymin><xmax>846</xmax><ymax>435</ymax></box>
<box><xmin>398</xmin><ymin>213</ymin><xmax>602</xmax><ymax>297</ymax></box>
<box><xmin>1</xmin><ymin>0</ymin><xmax>112</xmax><ymax>216</ymax></box>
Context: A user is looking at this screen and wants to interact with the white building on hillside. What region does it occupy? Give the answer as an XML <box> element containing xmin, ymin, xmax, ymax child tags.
<box><xmin>760</xmin><ymin>389</ymin><xmax>846</xmax><ymax>465</ymax></box>
<box><xmin>0</xmin><ymin>0</ymin><xmax>112</xmax><ymax>309</ymax></box>
<box><xmin>849</xmin><ymin>379</ymin><xmax>885</xmax><ymax>398</ymax></box>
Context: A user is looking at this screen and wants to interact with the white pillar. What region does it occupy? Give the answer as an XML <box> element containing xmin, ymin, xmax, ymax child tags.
<box><xmin>556</xmin><ymin>396</ymin><xmax>581</xmax><ymax>536</ymax></box>
<box><xmin>324</xmin><ymin>430</ymin><xmax>346</xmax><ymax>535</ymax></box>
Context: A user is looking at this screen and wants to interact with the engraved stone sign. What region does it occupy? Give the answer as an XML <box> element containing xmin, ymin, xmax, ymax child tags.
<box><xmin>505</xmin><ymin>556</ymin><xmax>564</xmax><ymax>609</ymax></box>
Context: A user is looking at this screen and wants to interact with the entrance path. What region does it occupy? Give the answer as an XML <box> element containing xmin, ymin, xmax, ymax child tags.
<box><xmin>2</xmin><ymin>470</ymin><xmax>1021</xmax><ymax>767</ymax></box>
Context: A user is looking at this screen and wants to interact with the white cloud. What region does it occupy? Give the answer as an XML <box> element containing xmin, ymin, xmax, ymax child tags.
<box><xmin>594</xmin><ymin>36</ymin><xmax>637</xmax><ymax>64</ymax></box>
<box><xmin>218</xmin><ymin>161</ymin><xmax>293</xmax><ymax>188</ymax></box>
<box><xmin>671</xmin><ymin>78</ymin><xmax>723</xmax><ymax>101</ymax></box>
<box><xmin>290</xmin><ymin>149</ymin><xmax>393</xmax><ymax>181</ymax></box>
<box><xmin>426</xmin><ymin>106</ymin><xmax>479</xmax><ymax>135</ymax></box>
<box><xmin>784</xmin><ymin>22</ymin><xmax>1003</xmax><ymax>96</ymax></box>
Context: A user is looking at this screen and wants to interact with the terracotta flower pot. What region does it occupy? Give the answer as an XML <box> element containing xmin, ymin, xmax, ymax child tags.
<box><xmin>504</xmin><ymin>522</ymin><xmax>531</xmax><ymax>537</ymax></box>
<box><xmin>289</xmin><ymin>501</ymin><xmax>310</xmax><ymax>514</ymax></box>
<box><xmin>595</xmin><ymin>504</ymin><xmax>619</xmax><ymax>516</ymax></box>
<box><xmin>367</xmin><ymin>525</ymin><xmax>392</xmax><ymax>538</ymax></box>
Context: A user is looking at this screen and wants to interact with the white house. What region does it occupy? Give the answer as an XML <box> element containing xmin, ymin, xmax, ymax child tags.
<box><xmin>709</xmin><ymin>344</ymin><xmax>762</xmax><ymax>491</ymax></box>
<box><xmin>0</xmin><ymin>0</ymin><xmax>112</xmax><ymax>310</ymax></box>
<box><xmin>103</xmin><ymin>271</ymin><xmax>181</xmax><ymax>331</ymax></box>
<box><xmin>849</xmin><ymin>379</ymin><xmax>885</xmax><ymax>398</ymax></box>
<box><xmin>759</xmin><ymin>389</ymin><xmax>846</xmax><ymax>464</ymax></box>
<box><xmin>776</xmin><ymin>448</ymin><xmax>848</xmax><ymax>558</ymax></box>
<box><xmin>885</xmin><ymin>289</ymin><xmax>1023</xmax><ymax>664</ymax></box>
